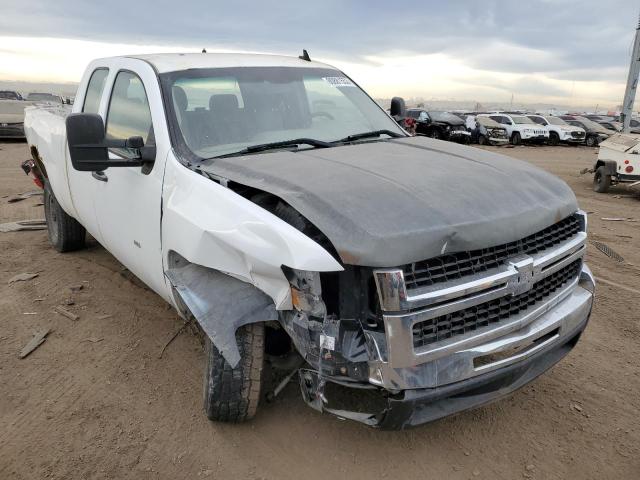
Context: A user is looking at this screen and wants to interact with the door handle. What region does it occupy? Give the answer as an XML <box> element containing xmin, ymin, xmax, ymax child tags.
<box><xmin>92</xmin><ymin>171</ymin><xmax>108</xmax><ymax>182</ymax></box>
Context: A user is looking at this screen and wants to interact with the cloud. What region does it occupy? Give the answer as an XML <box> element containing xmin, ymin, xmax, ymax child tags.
<box><xmin>0</xmin><ymin>0</ymin><xmax>638</xmax><ymax>105</ymax></box>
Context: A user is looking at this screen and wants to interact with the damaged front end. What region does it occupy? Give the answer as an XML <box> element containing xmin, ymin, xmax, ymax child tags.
<box><xmin>279</xmin><ymin>265</ymin><xmax>392</xmax><ymax>426</ymax></box>
<box><xmin>276</xmin><ymin>212</ymin><xmax>594</xmax><ymax>429</ymax></box>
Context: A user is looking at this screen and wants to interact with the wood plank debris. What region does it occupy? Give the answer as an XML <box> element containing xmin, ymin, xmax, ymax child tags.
<box><xmin>19</xmin><ymin>329</ymin><xmax>51</xmax><ymax>358</ymax></box>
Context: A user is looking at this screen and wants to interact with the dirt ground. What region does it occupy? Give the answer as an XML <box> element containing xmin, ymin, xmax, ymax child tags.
<box><xmin>0</xmin><ymin>141</ymin><xmax>638</xmax><ymax>480</ymax></box>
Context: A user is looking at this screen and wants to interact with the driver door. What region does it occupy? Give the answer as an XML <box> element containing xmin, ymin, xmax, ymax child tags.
<box><xmin>91</xmin><ymin>63</ymin><xmax>169</xmax><ymax>296</ymax></box>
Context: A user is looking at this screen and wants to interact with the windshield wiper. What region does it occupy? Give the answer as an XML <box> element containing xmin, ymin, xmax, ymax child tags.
<box><xmin>337</xmin><ymin>129</ymin><xmax>405</xmax><ymax>143</ymax></box>
<box><xmin>214</xmin><ymin>138</ymin><xmax>332</xmax><ymax>158</ymax></box>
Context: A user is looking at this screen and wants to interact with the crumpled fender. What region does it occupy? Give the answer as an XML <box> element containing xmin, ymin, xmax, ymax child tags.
<box><xmin>166</xmin><ymin>262</ymin><xmax>277</xmax><ymax>367</ymax></box>
<box><xmin>161</xmin><ymin>156</ymin><xmax>343</xmax><ymax>311</ymax></box>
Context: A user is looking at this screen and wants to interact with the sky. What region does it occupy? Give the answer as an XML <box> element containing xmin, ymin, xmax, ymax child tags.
<box><xmin>0</xmin><ymin>0</ymin><xmax>638</xmax><ymax>109</ymax></box>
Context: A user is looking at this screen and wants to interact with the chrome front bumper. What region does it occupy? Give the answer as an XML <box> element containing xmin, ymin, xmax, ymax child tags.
<box><xmin>367</xmin><ymin>213</ymin><xmax>593</xmax><ymax>391</ymax></box>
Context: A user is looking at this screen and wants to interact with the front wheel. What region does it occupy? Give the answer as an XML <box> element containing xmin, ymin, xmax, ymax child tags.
<box><xmin>478</xmin><ymin>135</ymin><xmax>487</xmax><ymax>145</ymax></box>
<box><xmin>585</xmin><ymin>135</ymin><xmax>598</xmax><ymax>147</ymax></box>
<box><xmin>203</xmin><ymin>323</ymin><xmax>265</xmax><ymax>422</ymax></box>
<box><xmin>593</xmin><ymin>166</ymin><xmax>611</xmax><ymax>193</ymax></box>
<box><xmin>429</xmin><ymin>129</ymin><xmax>442</xmax><ymax>140</ymax></box>
<box><xmin>511</xmin><ymin>132</ymin><xmax>521</xmax><ymax>145</ymax></box>
<box><xmin>548</xmin><ymin>132</ymin><xmax>560</xmax><ymax>146</ymax></box>
<box><xmin>44</xmin><ymin>181</ymin><xmax>86</xmax><ymax>252</ymax></box>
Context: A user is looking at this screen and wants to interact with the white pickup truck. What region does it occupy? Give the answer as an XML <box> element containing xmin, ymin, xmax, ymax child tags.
<box><xmin>23</xmin><ymin>53</ymin><xmax>595</xmax><ymax>429</ymax></box>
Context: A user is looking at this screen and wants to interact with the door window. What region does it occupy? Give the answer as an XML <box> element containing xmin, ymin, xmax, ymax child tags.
<box><xmin>106</xmin><ymin>71</ymin><xmax>153</xmax><ymax>158</ymax></box>
<box><xmin>82</xmin><ymin>68</ymin><xmax>109</xmax><ymax>114</ymax></box>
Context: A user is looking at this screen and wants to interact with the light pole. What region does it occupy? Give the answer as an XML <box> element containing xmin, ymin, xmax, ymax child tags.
<box><xmin>620</xmin><ymin>11</ymin><xmax>640</xmax><ymax>133</ymax></box>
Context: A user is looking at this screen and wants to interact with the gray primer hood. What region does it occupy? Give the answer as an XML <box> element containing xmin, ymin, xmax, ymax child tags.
<box><xmin>201</xmin><ymin>136</ymin><xmax>578</xmax><ymax>267</ymax></box>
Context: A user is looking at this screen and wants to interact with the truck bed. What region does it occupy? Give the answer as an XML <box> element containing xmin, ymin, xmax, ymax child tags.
<box><xmin>24</xmin><ymin>104</ymin><xmax>76</xmax><ymax>217</ymax></box>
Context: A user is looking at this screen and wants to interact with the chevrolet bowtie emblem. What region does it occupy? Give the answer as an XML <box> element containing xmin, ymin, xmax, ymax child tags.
<box><xmin>509</xmin><ymin>257</ymin><xmax>535</xmax><ymax>296</ymax></box>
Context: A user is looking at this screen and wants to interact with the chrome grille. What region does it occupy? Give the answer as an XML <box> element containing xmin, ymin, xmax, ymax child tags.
<box><xmin>403</xmin><ymin>214</ymin><xmax>581</xmax><ymax>290</ymax></box>
<box><xmin>412</xmin><ymin>258</ymin><xmax>582</xmax><ymax>348</ymax></box>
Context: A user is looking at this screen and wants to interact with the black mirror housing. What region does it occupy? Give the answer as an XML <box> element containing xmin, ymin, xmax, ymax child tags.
<box><xmin>66</xmin><ymin>114</ymin><xmax>151</xmax><ymax>171</ymax></box>
<box><xmin>390</xmin><ymin>97</ymin><xmax>406</xmax><ymax>118</ymax></box>
<box><xmin>66</xmin><ymin>113</ymin><xmax>111</xmax><ymax>172</ymax></box>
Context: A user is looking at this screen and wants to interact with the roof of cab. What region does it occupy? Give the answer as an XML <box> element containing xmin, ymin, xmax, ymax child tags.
<box><xmin>126</xmin><ymin>52</ymin><xmax>334</xmax><ymax>73</ymax></box>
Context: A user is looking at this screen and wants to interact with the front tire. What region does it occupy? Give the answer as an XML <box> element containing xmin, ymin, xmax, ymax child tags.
<box><xmin>586</xmin><ymin>135</ymin><xmax>598</xmax><ymax>147</ymax></box>
<box><xmin>593</xmin><ymin>166</ymin><xmax>611</xmax><ymax>193</ymax></box>
<box><xmin>44</xmin><ymin>181</ymin><xmax>86</xmax><ymax>252</ymax></box>
<box><xmin>548</xmin><ymin>132</ymin><xmax>560</xmax><ymax>146</ymax></box>
<box><xmin>203</xmin><ymin>323</ymin><xmax>265</xmax><ymax>422</ymax></box>
<box><xmin>429</xmin><ymin>129</ymin><xmax>442</xmax><ymax>140</ymax></box>
<box><xmin>511</xmin><ymin>132</ymin><xmax>521</xmax><ymax>145</ymax></box>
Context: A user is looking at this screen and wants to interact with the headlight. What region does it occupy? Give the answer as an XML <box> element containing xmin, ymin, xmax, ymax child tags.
<box><xmin>523</xmin><ymin>129</ymin><xmax>532</xmax><ymax>134</ymax></box>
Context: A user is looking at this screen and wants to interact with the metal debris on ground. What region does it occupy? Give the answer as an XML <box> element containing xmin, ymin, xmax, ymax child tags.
<box><xmin>266</xmin><ymin>358</ymin><xmax>306</xmax><ymax>402</ymax></box>
<box><xmin>69</xmin><ymin>284</ymin><xmax>84</xmax><ymax>292</ymax></box>
<box><xmin>54</xmin><ymin>306</ymin><xmax>79</xmax><ymax>321</ymax></box>
<box><xmin>601</xmin><ymin>217</ymin><xmax>626</xmax><ymax>221</ymax></box>
<box><xmin>19</xmin><ymin>329</ymin><xmax>51</xmax><ymax>358</ymax></box>
<box><xmin>8</xmin><ymin>272</ymin><xmax>39</xmax><ymax>284</ymax></box>
<box><xmin>0</xmin><ymin>219</ymin><xmax>47</xmax><ymax>233</ymax></box>
<box><xmin>7</xmin><ymin>191</ymin><xmax>43</xmax><ymax>203</ymax></box>
<box><xmin>591</xmin><ymin>241</ymin><xmax>625</xmax><ymax>263</ymax></box>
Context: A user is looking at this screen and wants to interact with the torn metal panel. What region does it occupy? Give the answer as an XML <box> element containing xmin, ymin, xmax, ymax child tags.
<box><xmin>166</xmin><ymin>263</ymin><xmax>277</xmax><ymax>367</ymax></box>
<box><xmin>200</xmin><ymin>136</ymin><xmax>578</xmax><ymax>267</ymax></box>
<box><xmin>161</xmin><ymin>158</ymin><xmax>343</xmax><ymax>310</ymax></box>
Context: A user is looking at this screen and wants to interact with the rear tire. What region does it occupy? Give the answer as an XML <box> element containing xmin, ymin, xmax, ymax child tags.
<box><xmin>593</xmin><ymin>166</ymin><xmax>611</xmax><ymax>193</ymax></box>
<box><xmin>203</xmin><ymin>323</ymin><xmax>265</xmax><ymax>422</ymax></box>
<box><xmin>429</xmin><ymin>129</ymin><xmax>442</xmax><ymax>140</ymax></box>
<box><xmin>44</xmin><ymin>181</ymin><xmax>86</xmax><ymax>252</ymax></box>
<box><xmin>511</xmin><ymin>132</ymin><xmax>521</xmax><ymax>145</ymax></box>
<box><xmin>548</xmin><ymin>132</ymin><xmax>560</xmax><ymax>146</ymax></box>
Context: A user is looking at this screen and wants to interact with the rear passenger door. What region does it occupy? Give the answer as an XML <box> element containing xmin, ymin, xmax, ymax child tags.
<box><xmin>91</xmin><ymin>60</ymin><xmax>171</xmax><ymax>296</ymax></box>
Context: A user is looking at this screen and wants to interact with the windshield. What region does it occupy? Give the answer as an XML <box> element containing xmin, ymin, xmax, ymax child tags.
<box><xmin>575</xmin><ymin>117</ymin><xmax>609</xmax><ymax>132</ymax></box>
<box><xmin>511</xmin><ymin>115</ymin><xmax>534</xmax><ymax>124</ymax></box>
<box><xmin>428</xmin><ymin>111</ymin><xmax>463</xmax><ymax>124</ymax></box>
<box><xmin>476</xmin><ymin>116</ymin><xmax>502</xmax><ymax>128</ymax></box>
<box><xmin>0</xmin><ymin>91</ymin><xmax>21</xmax><ymax>100</ymax></box>
<box><xmin>161</xmin><ymin>67</ymin><xmax>404</xmax><ymax>159</ymax></box>
<box><xmin>26</xmin><ymin>93</ymin><xmax>62</xmax><ymax>102</ymax></box>
<box><xmin>546</xmin><ymin>116</ymin><xmax>567</xmax><ymax>126</ymax></box>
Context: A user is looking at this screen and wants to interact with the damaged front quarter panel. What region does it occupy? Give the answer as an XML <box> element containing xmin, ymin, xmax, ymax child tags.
<box><xmin>160</xmin><ymin>155</ymin><xmax>343</xmax><ymax>366</ymax></box>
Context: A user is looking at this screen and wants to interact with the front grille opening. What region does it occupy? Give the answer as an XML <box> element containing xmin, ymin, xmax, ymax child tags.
<box><xmin>412</xmin><ymin>259</ymin><xmax>581</xmax><ymax>349</ymax></box>
<box><xmin>404</xmin><ymin>214</ymin><xmax>581</xmax><ymax>290</ymax></box>
<box><xmin>473</xmin><ymin>327</ymin><xmax>560</xmax><ymax>369</ymax></box>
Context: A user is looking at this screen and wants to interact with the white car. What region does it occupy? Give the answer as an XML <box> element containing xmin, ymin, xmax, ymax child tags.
<box><xmin>527</xmin><ymin>115</ymin><xmax>586</xmax><ymax>146</ymax></box>
<box><xmin>22</xmin><ymin>53</ymin><xmax>595</xmax><ymax>429</ymax></box>
<box><xmin>479</xmin><ymin>113</ymin><xmax>549</xmax><ymax>145</ymax></box>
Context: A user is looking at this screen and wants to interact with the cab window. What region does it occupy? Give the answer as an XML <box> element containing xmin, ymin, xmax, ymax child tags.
<box><xmin>106</xmin><ymin>71</ymin><xmax>153</xmax><ymax>158</ymax></box>
<box><xmin>82</xmin><ymin>68</ymin><xmax>109</xmax><ymax>114</ymax></box>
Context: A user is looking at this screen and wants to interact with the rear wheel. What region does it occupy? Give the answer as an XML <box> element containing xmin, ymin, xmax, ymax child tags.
<box><xmin>203</xmin><ymin>323</ymin><xmax>265</xmax><ymax>422</ymax></box>
<box><xmin>429</xmin><ymin>129</ymin><xmax>442</xmax><ymax>140</ymax></box>
<box><xmin>44</xmin><ymin>181</ymin><xmax>86</xmax><ymax>252</ymax></box>
<box><xmin>586</xmin><ymin>135</ymin><xmax>598</xmax><ymax>147</ymax></box>
<box><xmin>548</xmin><ymin>132</ymin><xmax>560</xmax><ymax>146</ymax></box>
<box><xmin>511</xmin><ymin>132</ymin><xmax>521</xmax><ymax>145</ymax></box>
<box><xmin>593</xmin><ymin>166</ymin><xmax>611</xmax><ymax>193</ymax></box>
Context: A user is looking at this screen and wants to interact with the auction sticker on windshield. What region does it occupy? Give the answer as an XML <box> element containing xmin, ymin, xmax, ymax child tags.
<box><xmin>323</xmin><ymin>76</ymin><xmax>355</xmax><ymax>87</ymax></box>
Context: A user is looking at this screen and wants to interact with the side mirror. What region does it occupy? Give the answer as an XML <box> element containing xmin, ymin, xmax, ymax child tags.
<box><xmin>66</xmin><ymin>113</ymin><xmax>151</xmax><ymax>172</ymax></box>
<box><xmin>390</xmin><ymin>97</ymin><xmax>406</xmax><ymax>118</ymax></box>
<box><xmin>66</xmin><ymin>113</ymin><xmax>111</xmax><ymax>172</ymax></box>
